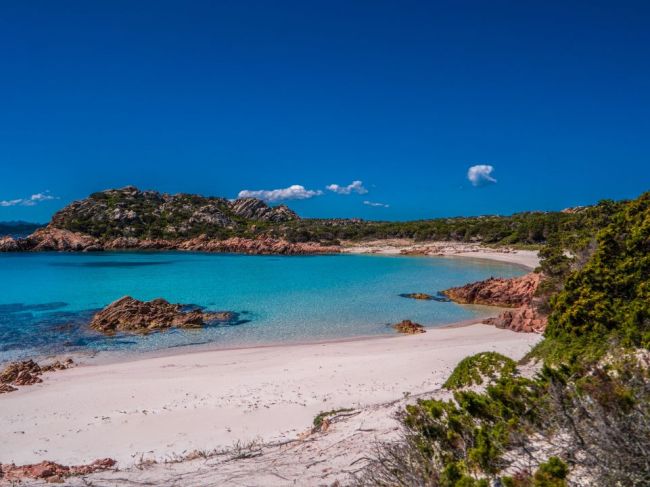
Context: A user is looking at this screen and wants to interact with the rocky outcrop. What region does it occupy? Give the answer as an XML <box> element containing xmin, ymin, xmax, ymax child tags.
<box><xmin>0</xmin><ymin>236</ymin><xmax>21</xmax><ymax>252</ymax></box>
<box><xmin>443</xmin><ymin>273</ymin><xmax>547</xmax><ymax>333</ymax></box>
<box><xmin>90</xmin><ymin>296</ymin><xmax>234</xmax><ymax>334</ymax></box>
<box><xmin>229</xmin><ymin>197</ymin><xmax>298</xmax><ymax>222</ymax></box>
<box><xmin>484</xmin><ymin>305</ymin><xmax>546</xmax><ymax>333</ymax></box>
<box><xmin>103</xmin><ymin>236</ymin><xmax>174</xmax><ymax>250</ymax></box>
<box><xmin>0</xmin><ymin>187</ymin><xmax>334</xmax><ymax>254</ymax></box>
<box><xmin>2</xmin><ymin>230</ymin><xmax>338</xmax><ymax>255</ymax></box>
<box><xmin>442</xmin><ymin>273</ymin><xmax>541</xmax><ymax>308</ymax></box>
<box><xmin>49</xmin><ymin>186</ymin><xmax>298</xmax><ymax>239</ymax></box>
<box><xmin>393</xmin><ymin>320</ymin><xmax>426</xmax><ymax>334</ymax></box>
<box><xmin>1</xmin><ymin>227</ymin><xmax>101</xmax><ymax>252</ymax></box>
<box><xmin>0</xmin><ymin>358</ymin><xmax>75</xmax><ymax>394</ymax></box>
<box><xmin>26</xmin><ymin>227</ymin><xmax>102</xmax><ymax>251</ymax></box>
<box><xmin>0</xmin><ymin>458</ymin><xmax>116</xmax><ymax>483</ymax></box>
<box><xmin>176</xmin><ymin>236</ymin><xmax>339</xmax><ymax>255</ymax></box>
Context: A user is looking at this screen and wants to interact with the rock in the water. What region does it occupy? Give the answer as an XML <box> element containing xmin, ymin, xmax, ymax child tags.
<box><xmin>400</xmin><ymin>292</ymin><xmax>434</xmax><ymax>300</ymax></box>
<box><xmin>393</xmin><ymin>320</ymin><xmax>426</xmax><ymax>334</ymax></box>
<box><xmin>0</xmin><ymin>236</ymin><xmax>21</xmax><ymax>252</ymax></box>
<box><xmin>26</xmin><ymin>227</ymin><xmax>102</xmax><ymax>251</ymax></box>
<box><xmin>443</xmin><ymin>272</ymin><xmax>548</xmax><ymax>333</ymax></box>
<box><xmin>176</xmin><ymin>236</ymin><xmax>339</xmax><ymax>255</ymax></box>
<box><xmin>399</xmin><ymin>292</ymin><xmax>451</xmax><ymax>302</ymax></box>
<box><xmin>442</xmin><ymin>273</ymin><xmax>541</xmax><ymax>308</ymax></box>
<box><xmin>90</xmin><ymin>296</ymin><xmax>234</xmax><ymax>334</ymax></box>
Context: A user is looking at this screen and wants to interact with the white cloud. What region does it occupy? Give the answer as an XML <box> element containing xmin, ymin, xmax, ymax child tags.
<box><xmin>467</xmin><ymin>165</ymin><xmax>497</xmax><ymax>186</ymax></box>
<box><xmin>326</xmin><ymin>180</ymin><xmax>368</xmax><ymax>195</ymax></box>
<box><xmin>238</xmin><ymin>185</ymin><xmax>323</xmax><ymax>202</ymax></box>
<box><xmin>0</xmin><ymin>191</ymin><xmax>58</xmax><ymax>207</ymax></box>
<box><xmin>363</xmin><ymin>200</ymin><xmax>389</xmax><ymax>208</ymax></box>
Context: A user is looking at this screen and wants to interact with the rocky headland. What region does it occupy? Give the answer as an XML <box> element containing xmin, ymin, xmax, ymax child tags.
<box><xmin>0</xmin><ymin>186</ymin><xmax>339</xmax><ymax>255</ymax></box>
<box><xmin>89</xmin><ymin>296</ymin><xmax>235</xmax><ymax>334</ymax></box>
<box><xmin>443</xmin><ymin>273</ymin><xmax>547</xmax><ymax>333</ymax></box>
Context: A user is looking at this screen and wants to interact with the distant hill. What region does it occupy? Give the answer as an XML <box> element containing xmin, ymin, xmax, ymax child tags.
<box><xmin>0</xmin><ymin>221</ymin><xmax>43</xmax><ymax>238</ymax></box>
<box><xmin>44</xmin><ymin>186</ymin><xmax>622</xmax><ymax>247</ymax></box>
<box><xmin>49</xmin><ymin>186</ymin><xmax>298</xmax><ymax>240</ymax></box>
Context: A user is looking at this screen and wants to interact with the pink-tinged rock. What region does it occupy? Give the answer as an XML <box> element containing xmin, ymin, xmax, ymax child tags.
<box><xmin>485</xmin><ymin>305</ymin><xmax>547</xmax><ymax>333</ymax></box>
<box><xmin>0</xmin><ymin>458</ymin><xmax>116</xmax><ymax>481</ymax></box>
<box><xmin>26</xmin><ymin>227</ymin><xmax>102</xmax><ymax>251</ymax></box>
<box><xmin>442</xmin><ymin>273</ymin><xmax>541</xmax><ymax>308</ymax></box>
<box><xmin>0</xmin><ymin>236</ymin><xmax>21</xmax><ymax>252</ymax></box>
<box><xmin>90</xmin><ymin>296</ymin><xmax>234</xmax><ymax>334</ymax></box>
<box><xmin>176</xmin><ymin>235</ymin><xmax>340</xmax><ymax>255</ymax></box>
<box><xmin>0</xmin><ymin>358</ymin><xmax>75</xmax><ymax>394</ymax></box>
<box><xmin>393</xmin><ymin>319</ymin><xmax>426</xmax><ymax>334</ymax></box>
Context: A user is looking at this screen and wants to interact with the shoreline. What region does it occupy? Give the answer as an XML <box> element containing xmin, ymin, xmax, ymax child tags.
<box><xmin>341</xmin><ymin>239</ymin><xmax>540</xmax><ymax>270</ymax></box>
<box><xmin>0</xmin><ymin>323</ymin><xmax>541</xmax><ymax>470</ymax></box>
<box><xmin>79</xmin><ymin>315</ymin><xmax>502</xmax><ymax>368</ymax></box>
<box><xmin>0</xmin><ymin>246</ymin><xmax>537</xmax><ymax>368</ymax></box>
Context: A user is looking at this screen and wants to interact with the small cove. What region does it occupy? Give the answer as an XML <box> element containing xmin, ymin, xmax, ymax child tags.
<box><xmin>0</xmin><ymin>251</ymin><xmax>524</xmax><ymax>363</ymax></box>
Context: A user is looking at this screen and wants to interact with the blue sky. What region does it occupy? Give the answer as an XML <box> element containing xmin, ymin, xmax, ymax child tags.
<box><xmin>1</xmin><ymin>1</ymin><xmax>649</xmax><ymax>222</ymax></box>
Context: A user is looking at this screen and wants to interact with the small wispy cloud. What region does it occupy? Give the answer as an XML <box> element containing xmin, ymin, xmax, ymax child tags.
<box><xmin>467</xmin><ymin>165</ymin><xmax>497</xmax><ymax>187</ymax></box>
<box><xmin>326</xmin><ymin>180</ymin><xmax>368</xmax><ymax>195</ymax></box>
<box><xmin>238</xmin><ymin>185</ymin><xmax>323</xmax><ymax>202</ymax></box>
<box><xmin>0</xmin><ymin>191</ymin><xmax>58</xmax><ymax>207</ymax></box>
<box><xmin>363</xmin><ymin>200</ymin><xmax>389</xmax><ymax>208</ymax></box>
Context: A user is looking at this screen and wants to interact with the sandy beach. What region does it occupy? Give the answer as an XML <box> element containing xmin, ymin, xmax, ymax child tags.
<box><xmin>0</xmin><ymin>323</ymin><xmax>540</xmax><ymax>470</ymax></box>
<box><xmin>342</xmin><ymin>239</ymin><xmax>540</xmax><ymax>270</ymax></box>
<box><xmin>0</xmin><ymin>247</ymin><xmax>542</xmax><ymax>485</ymax></box>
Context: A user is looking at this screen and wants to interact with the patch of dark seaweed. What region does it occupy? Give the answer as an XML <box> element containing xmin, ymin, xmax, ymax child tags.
<box><xmin>49</xmin><ymin>261</ymin><xmax>173</xmax><ymax>268</ymax></box>
<box><xmin>0</xmin><ymin>302</ymin><xmax>68</xmax><ymax>313</ymax></box>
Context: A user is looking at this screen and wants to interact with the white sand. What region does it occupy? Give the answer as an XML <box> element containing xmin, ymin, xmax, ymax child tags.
<box><xmin>0</xmin><ymin>324</ymin><xmax>540</xmax><ymax>469</ymax></box>
<box><xmin>342</xmin><ymin>239</ymin><xmax>540</xmax><ymax>270</ymax></box>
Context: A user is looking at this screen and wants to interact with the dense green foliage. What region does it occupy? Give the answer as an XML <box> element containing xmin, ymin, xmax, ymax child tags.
<box><xmin>443</xmin><ymin>352</ymin><xmax>516</xmax><ymax>390</ymax></box>
<box><xmin>357</xmin><ymin>191</ymin><xmax>650</xmax><ymax>487</ymax></box>
<box><xmin>537</xmin><ymin>192</ymin><xmax>650</xmax><ymax>365</ymax></box>
<box><xmin>48</xmin><ymin>186</ymin><xmax>626</xmax><ymax>248</ymax></box>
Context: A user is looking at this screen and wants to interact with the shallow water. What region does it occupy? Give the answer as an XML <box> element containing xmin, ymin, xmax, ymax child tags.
<box><xmin>0</xmin><ymin>252</ymin><xmax>524</xmax><ymax>362</ymax></box>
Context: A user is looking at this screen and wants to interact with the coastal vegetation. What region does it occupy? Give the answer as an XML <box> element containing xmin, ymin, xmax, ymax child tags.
<box><xmin>443</xmin><ymin>352</ymin><xmax>516</xmax><ymax>390</ymax></box>
<box><xmin>12</xmin><ymin>186</ymin><xmax>623</xmax><ymax>251</ymax></box>
<box><xmin>356</xmin><ymin>191</ymin><xmax>650</xmax><ymax>486</ymax></box>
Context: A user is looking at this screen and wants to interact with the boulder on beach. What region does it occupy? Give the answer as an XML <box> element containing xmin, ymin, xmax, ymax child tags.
<box><xmin>393</xmin><ymin>320</ymin><xmax>426</xmax><ymax>334</ymax></box>
<box><xmin>0</xmin><ymin>358</ymin><xmax>75</xmax><ymax>394</ymax></box>
<box><xmin>90</xmin><ymin>296</ymin><xmax>234</xmax><ymax>334</ymax></box>
<box><xmin>0</xmin><ymin>458</ymin><xmax>116</xmax><ymax>483</ymax></box>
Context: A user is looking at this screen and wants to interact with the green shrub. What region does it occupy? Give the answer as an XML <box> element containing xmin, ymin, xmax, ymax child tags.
<box><xmin>444</xmin><ymin>352</ymin><xmax>517</xmax><ymax>390</ymax></box>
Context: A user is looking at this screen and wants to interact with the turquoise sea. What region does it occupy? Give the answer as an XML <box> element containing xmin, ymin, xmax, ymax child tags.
<box><xmin>0</xmin><ymin>252</ymin><xmax>524</xmax><ymax>363</ymax></box>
